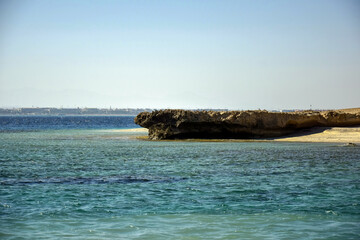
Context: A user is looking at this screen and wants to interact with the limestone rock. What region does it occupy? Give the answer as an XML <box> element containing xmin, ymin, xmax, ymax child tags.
<box><xmin>134</xmin><ymin>109</ymin><xmax>360</xmax><ymax>140</ymax></box>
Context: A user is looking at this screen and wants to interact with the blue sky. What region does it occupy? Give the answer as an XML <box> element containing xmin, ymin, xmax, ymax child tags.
<box><xmin>0</xmin><ymin>0</ymin><xmax>359</xmax><ymax>109</ymax></box>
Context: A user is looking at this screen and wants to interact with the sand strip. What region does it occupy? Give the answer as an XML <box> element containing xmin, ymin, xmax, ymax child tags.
<box><xmin>273</xmin><ymin>127</ymin><xmax>360</xmax><ymax>143</ymax></box>
<box><xmin>112</xmin><ymin>128</ymin><xmax>148</xmax><ymax>133</ymax></box>
<box><xmin>132</xmin><ymin>127</ymin><xmax>360</xmax><ymax>144</ymax></box>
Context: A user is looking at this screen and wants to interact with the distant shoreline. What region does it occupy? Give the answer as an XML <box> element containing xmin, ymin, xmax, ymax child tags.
<box><xmin>0</xmin><ymin>107</ymin><xmax>230</xmax><ymax>116</ymax></box>
<box><xmin>0</xmin><ymin>108</ymin><xmax>154</xmax><ymax>116</ymax></box>
<box><xmin>0</xmin><ymin>107</ymin><xmax>336</xmax><ymax>116</ymax></box>
<box><xmin>0</xmin><ymin>114</ymin><xmax>138</xmax><ymax>117</ymax></box>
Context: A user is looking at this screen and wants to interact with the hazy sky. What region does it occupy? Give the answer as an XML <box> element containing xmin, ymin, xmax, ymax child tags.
<box><xmin>0</xmin><ymin>0</ymin><xmax>359</xmax><ymax>109</ymax></box>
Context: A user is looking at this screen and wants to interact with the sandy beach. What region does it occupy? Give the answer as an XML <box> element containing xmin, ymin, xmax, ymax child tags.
<box><xmin>112</xmin><ymin>128</ymin><xmax>149</xmax><ymax>133</ymax></box>
<box><xmin>273</xmin><ymin>126</ymin><xmax>360</xmax><ymax>144</ymax></box>
<box><xmin>125</xmin><ymin>127</ymin><xmax>360</xmax><ymax>144</ymax></box>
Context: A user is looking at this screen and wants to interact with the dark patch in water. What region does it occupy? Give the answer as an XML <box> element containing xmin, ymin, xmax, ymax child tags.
<box><xmin>0</xmin><ymin>176</ymin><xmax>187</xmax><ymax>185</ymax></box>
<box><xmin>0</xmin><ymin>129</ymin><xmax>40</xmax><ymax>133</ymax></box>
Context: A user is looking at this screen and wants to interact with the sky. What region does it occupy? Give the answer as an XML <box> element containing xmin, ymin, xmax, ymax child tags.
<box><xmin>0</xmin><ymin>0</ymin><xmax>359</xmax><ymax>110</ymax></box>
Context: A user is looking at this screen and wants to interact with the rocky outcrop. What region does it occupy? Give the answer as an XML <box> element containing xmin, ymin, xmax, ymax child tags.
<box><xmin>134</xmin><ymin>109</ymin><xmax>360</xmax><ymax>140</ymax></box>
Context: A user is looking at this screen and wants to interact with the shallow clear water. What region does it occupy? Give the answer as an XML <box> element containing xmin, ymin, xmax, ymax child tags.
<box><xmin>1</xmin><ymin>116</ymin><xmax>360</xmax><ymax>239</ymax></box>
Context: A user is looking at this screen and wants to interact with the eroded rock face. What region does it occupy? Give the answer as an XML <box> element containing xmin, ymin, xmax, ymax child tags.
<box><xmin>134</xmin><ymin>109</ymin><xmax>360</xmax><ymax>140</ymax></box>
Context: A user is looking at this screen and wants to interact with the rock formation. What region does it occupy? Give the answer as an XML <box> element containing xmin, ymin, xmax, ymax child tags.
<box><xmin>134</xmin><ymin>109</ymin><xmax>360</xmax><ymax>140</ymax></box>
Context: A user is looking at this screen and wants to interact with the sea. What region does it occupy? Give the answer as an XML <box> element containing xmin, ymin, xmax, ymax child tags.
<box><xmin>0</xmin><ymin>116</ymin><xmax>359</xmax><ymax>239</ymax></box>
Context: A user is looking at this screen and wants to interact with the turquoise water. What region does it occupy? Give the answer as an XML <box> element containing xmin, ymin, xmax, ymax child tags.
<box><xmin>1</xmin><ymin>117</ymin><xmax>360</xmax><ymax>239</ymax></box>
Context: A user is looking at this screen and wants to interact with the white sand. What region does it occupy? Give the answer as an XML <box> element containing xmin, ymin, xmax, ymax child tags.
<box><xmin>112</xmin><ymin>128</ymin><xmax>148</xmax><ymax>133</ymax></box>
<box><xmin>112</xmin><ymin>127</ymin><xmax>360</xmax><ymax>144</ymax></box>
<box><xmin>274</xmin><ymin>127</ymin><xmax>360</xmax><ymax>143</ymax></box>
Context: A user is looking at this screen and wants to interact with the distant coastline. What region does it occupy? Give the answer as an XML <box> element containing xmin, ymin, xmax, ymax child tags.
<box><xmin>0</xmin><ymin>107</ymin><xmax>332</xmax><ymax>116</ymax></box>
<box><xmin>0</xmin><ymin>107</ymin><xmax>230</xmax><ymax>116</ymax></box>
<box><xmin>0</xmin><ymin>108</ymin><xmax>154</xmax><ymax>116</ymax></box>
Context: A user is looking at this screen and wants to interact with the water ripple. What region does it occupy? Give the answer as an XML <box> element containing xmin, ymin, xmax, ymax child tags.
<box><xmin>1</xmin><ymin>176</ymin><xmax>188</xmax><ymax>185</ymax></box>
